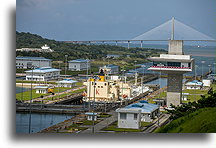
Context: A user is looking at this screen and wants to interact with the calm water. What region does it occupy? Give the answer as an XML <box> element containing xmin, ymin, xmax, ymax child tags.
<box><xmin>16</xmin><ymin>87</ymin><xmax>30</xmax><ymax>94</ymax></box>
<box><xmin>16</xmin><ymin>112</ymin><xmax>74</xmax><ymax>133</ymax></box>
<box><xmin>16</xmin><ymin>87</ymin><xmax>75</xmax><ymax>133</ymax></box>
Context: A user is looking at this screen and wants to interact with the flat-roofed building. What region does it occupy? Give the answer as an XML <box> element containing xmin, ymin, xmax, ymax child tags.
<box><xmin>116</xmin><ymin>100</ymin><xmax>160</xmax><ymax>129</ymax></box>
<box><xmin>25</xmin><ymin>67</ymin><xmax>61</xmax><ymax>81</ymax></box>
<box><xmin>56</xmin><ymin>79</ymin><xmax>77</xmax><ymax>88</ymax></box>
<box><xmin>16</xmin><ymin>56</ymin><xmax>52</xmax><ymax>69</ymax></box>
<box><xmin>99</xmin><ymin>64</ymin><xmax>119</xmax><ymax>74</ymax></box>
<box><xmin>16</xmin><ymin>44</ymin><xmax>54</xmax><ymax>52</ymax></box>
<box><xmin>185</xmin><ymin>80</ymin><xmax>203</xmax><ymax>90</ymax></box>
<box><xmin>68</xmin><ymin>59</ymin><xmax>90</xmax><ymax>71</ymax></box>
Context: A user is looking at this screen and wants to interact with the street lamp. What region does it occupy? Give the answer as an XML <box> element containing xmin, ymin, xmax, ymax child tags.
<box><xmin>65</xmin><ymin>55</ymin><xmax>68</xmax><ymax>77</ymax></box>
<box><xmin>141</xmin><ymin>65</ymin><xmax>146</xmax><ymax>94</ymax></box>
<box><xmin>28</xmin><ymin>66</ymin><xmax>34</xmax><ymax>134</ymax></box>
<box><xmin>201</xmin><ymin>61</ymin><xmax>205</xmax><ymax>79</ymax></box>
<box><xmin>213</xmin><ymin>63</ymin><xmax>216</xmax><ymax>74</ymax></box>
<box><xmin>134</xmin><ymin>60</ymin><xmax>137</xmax><ymax>85</ymax></box>
<box><xmin>208</xmin><ymin>65</ymin><xmax>211</xmax><ymax>73</ymax></box>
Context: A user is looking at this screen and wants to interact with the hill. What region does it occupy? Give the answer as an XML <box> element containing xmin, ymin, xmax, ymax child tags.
<box><xmin>16</xmin><ymin>31</ymin><xmax>166</xmax><ymax>62</ymax></box>
<box><xmin>155</xmin><ymin>107</ymin><xmax>216</xmax><ymax>133</ymax></box>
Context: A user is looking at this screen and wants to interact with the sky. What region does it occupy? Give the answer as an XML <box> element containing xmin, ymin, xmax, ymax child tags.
<box><xmin>16</xmin><ymin>0</ymin><xmax>216</xmax><ymax>41</ymax></box>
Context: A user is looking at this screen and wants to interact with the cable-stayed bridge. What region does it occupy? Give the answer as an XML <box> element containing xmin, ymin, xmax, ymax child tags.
<box><xmin>64</xmin><ymin>18</ymin><xmax>215</xmax><ymax>48</ymax></box>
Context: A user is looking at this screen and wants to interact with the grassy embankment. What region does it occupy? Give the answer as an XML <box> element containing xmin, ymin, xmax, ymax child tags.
<box><xmin>154</xmin><ymin>107</ymin><xmax>216</xmax><ymax>133</ymax></box>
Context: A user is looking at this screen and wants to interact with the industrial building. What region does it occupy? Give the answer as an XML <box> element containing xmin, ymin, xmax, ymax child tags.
<box><xmin>116</xmin><ymin>100</ymin><xmax>160</xmax><ymax>129</ymax></box>
<box><xmin>99</xmin><ymin>64</ymin><xmax>119</xmax><ymax>74</ymax></box>
<box><xmin>25</xmin><ymin>67</ymin><xmax>61</xmax><ymax>81</ymax></box>
<box><xmin>68</xmin><ymin>59</ymin><xmax>90</xmax><ymax>71</ymax></box>
<box><xmin>148</xmin><ymin>40</ymin><xmax>194</xmax><ymax>107</ymax></box>
<box><xmin>16</xmin><ymin>56</ymin><xmax>52</xmax><ymax>69</ymax></box>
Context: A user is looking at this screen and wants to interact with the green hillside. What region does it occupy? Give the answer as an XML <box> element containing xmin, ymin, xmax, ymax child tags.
<box><xmin>16</xmin><ymin>31</ymin><xmax>166</xmax><ymax>62</ymax></box>
<box><xmin>155</xmin><ymin>107</ymin><xmax>216</xmax><ymax>133</ymax></box>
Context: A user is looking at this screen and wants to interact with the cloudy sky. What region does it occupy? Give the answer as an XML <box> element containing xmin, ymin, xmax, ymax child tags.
<box><xmin>16</xmin><ymin>0</ymin><xmax>216</xmax><ymax>41</ymax></box>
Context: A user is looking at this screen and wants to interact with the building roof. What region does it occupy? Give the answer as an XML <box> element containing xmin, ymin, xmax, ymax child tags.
<box><xmin>57</xmin><ymin>79</ymin><xmax>77</xmax><ymax>84</ymax></box>
<box><xmin>185</xmin><ymin>80</ymin><xmax>203</xmax><ymax>86</ymax></box>
<box><xmin>68</xmin><ymin>59</ymin><xmax>90</xmax><ymax>63</ymax></box>
<box><xmin>116</xmin><ymin>101</ymin><xmax>159</xmax><ymax>113</ymax></box>
<box><xmin>25</xmin><ymin>67</ymin><xmax>61</xmax><ymax>73</ymax></box>
<box><xmin>85</xmin><ymin>112</ymin><xmax>98</xmax><ymax>116</ymax></box>
<box><xmin>16</xmin><ymin>56</ymin><xmax>51</xmax><ymax>61</ymax></box>
<box><xmin>34</xmin><ymin>86</ymin><xmax>49</xmax><ymax>89</ymax></box>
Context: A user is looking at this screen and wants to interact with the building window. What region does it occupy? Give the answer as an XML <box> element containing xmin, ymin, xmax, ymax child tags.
<box><xmin>120</xmin><ymin>113</ymin><xmax>127</xmax><ymax>120</ymax></box>
<box><xmin>134</xmin><ymin>113</ymin><xmax>138</xmax><ymax>120</ymax></box>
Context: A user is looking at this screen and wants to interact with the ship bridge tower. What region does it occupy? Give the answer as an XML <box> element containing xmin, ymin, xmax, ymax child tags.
<box><xmin>148</xmin><ymin>18</ymin><xmax>194</xmax><ymax>107</ymax></box>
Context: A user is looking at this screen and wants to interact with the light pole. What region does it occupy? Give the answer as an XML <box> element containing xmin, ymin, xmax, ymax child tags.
<box><xmin>213</xmin><ymin>63</ymin><xmax>216</xmax><ymax>74</ymax></box>
<box><xmin>134</xmin><ymin>60</ymin><xmax>137</xmax><ymax>85</ymax></box>
<box><xmin>195</xmin><ymin>65</ymin><xmax>198</xmax><ymax>102</ymax></box>
<box><xmin>86</xmin><ymin>59</ymin><xmax>89</xmax><ymax>80</ymax></box>
<box><xmin>92</xmin><ymin>77</ymin><xmax>96</xmax><ymax>134</ymax></box>
<box><xmin>28</xmin><ymin>66</ymin><xmax>34</xmax><ymax>134</ymax></box>
<box><xmin>208</xmin><ymin>65</ymin><xmax>211</xmax><ymax>73</ymax></box>
<box><xmin>141</xmin><ymin>65</ymin><xmax>146</xmax><ymax>94</ymax></box>
<box><xmin>65</xmin><ymin>55</ymin><xmax>68</xmax><ymax>77</ymax></box>
<box><xmin>201</xmin><ymin>61</ymin><xmax>205</xmax><ymax>79</ymax></box>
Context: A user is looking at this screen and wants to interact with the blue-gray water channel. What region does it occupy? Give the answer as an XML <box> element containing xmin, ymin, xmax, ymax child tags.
<box><xmin>16</xmin><ymin>87</ymin><xmax>75</xmax><ymax>133</ymax></box>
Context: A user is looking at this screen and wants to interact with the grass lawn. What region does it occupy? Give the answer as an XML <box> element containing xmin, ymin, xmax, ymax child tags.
<box><xmin>43</xmin><ymin>88</ymin><xmax>86</xmax><ymax>101</ymax></box>
<box><xmin>16</xmin><ymin>87</ymin><xmax>71</xmax><ymax>101</ymax></box>
<box><xmin>102</xmin><ymin>121</ymin><xmax>151</xmax><ymax>132</ymax></box>
<box><xmin>98</xmin><ymin>113</ymin><xmax>112</xmax><ymax>118</ymax></box>
<box><xmin>182</xmin><ymin>89</ymin><xmax>208</xmax><ymax>103</ymax></box>
<box><xmin>154</xmin><ymin>107</ymin><xmax>216</xmax><ymax>133</ymax></box>
<box><xmin>148</xmin><ymin>91</ymin><xmax>167</xmax><ymax>104</ymax></box>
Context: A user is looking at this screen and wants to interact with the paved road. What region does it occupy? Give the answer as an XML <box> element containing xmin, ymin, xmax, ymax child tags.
<box><xmin>80</xmin><ymin>111</ymin><xmax>118</xmax><ymax>134</ymax></box>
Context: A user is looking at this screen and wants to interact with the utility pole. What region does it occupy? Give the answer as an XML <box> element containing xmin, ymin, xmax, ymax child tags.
<box><xmin>65</xmin><ymin>55</ymin><xmax>68</xmax><ymax>78</ymax></box>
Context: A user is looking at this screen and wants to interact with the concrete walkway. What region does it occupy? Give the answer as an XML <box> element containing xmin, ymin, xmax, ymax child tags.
<box><xmin>80</xmin><ymin>111</ymin><xmax>118</xmax><ymax>133</ymax></box>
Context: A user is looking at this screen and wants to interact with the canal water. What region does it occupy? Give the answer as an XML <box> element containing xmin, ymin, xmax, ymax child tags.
<box><xmin>16</xmin><ymin>112</ymin><xmax>74</xmax><ymax>133</ymax></box>
<box><xmin>16</xmin><ymin>87</ymin><xmax>75</xmax><ymax>133</ymax></box>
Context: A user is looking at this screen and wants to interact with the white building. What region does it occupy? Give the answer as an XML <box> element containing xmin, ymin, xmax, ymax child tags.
<box><xmin>85</xmin><ymin>112</ymin><xmax>98</xmax><ymax>121</ymax></box>
<box><xmin>25</xmin><ymin>67</ymin><xmax>61</xmax><ymax>81</ymax></box>
<box><xmin>185</xmin><ymin>80</ymin><xmax>203</xmax><ymax>90</ymax></box>
<box><xmin>68</xmin><ymin>59</ymin><xmax>90</xmax><ymax>71</ymax></box>
<box><xmin>16</xmin><ymin>56</ymin><xmax>52</xmax><ymax>69</ymax></box>
<box><xmin>116</xmin><ymin>100</ymin><xmax>160</xmax><ymax>129</ymax></box>
<box><xmin>99</xmin><ymin>64</ymin><xmax>119</xmax><ymax>74</ymax></box>
<box><xmin>34</xmin><ymin>86</ymin><xmax>50</xmax><ymax>94</ymax></box>
<box><xmin>56</xmin><ymin>79</ymin><xmax>77</xmax><ymax>88</ymax></box>
<box><xmin>16</xmin><ymin>44</ymin><xmax>54</xmax><ymax>52</ymax></box>
<box><xmin>202</xmin><ymin>79</ymin><xmax>212</xmax><ymax>87</ymax></box>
